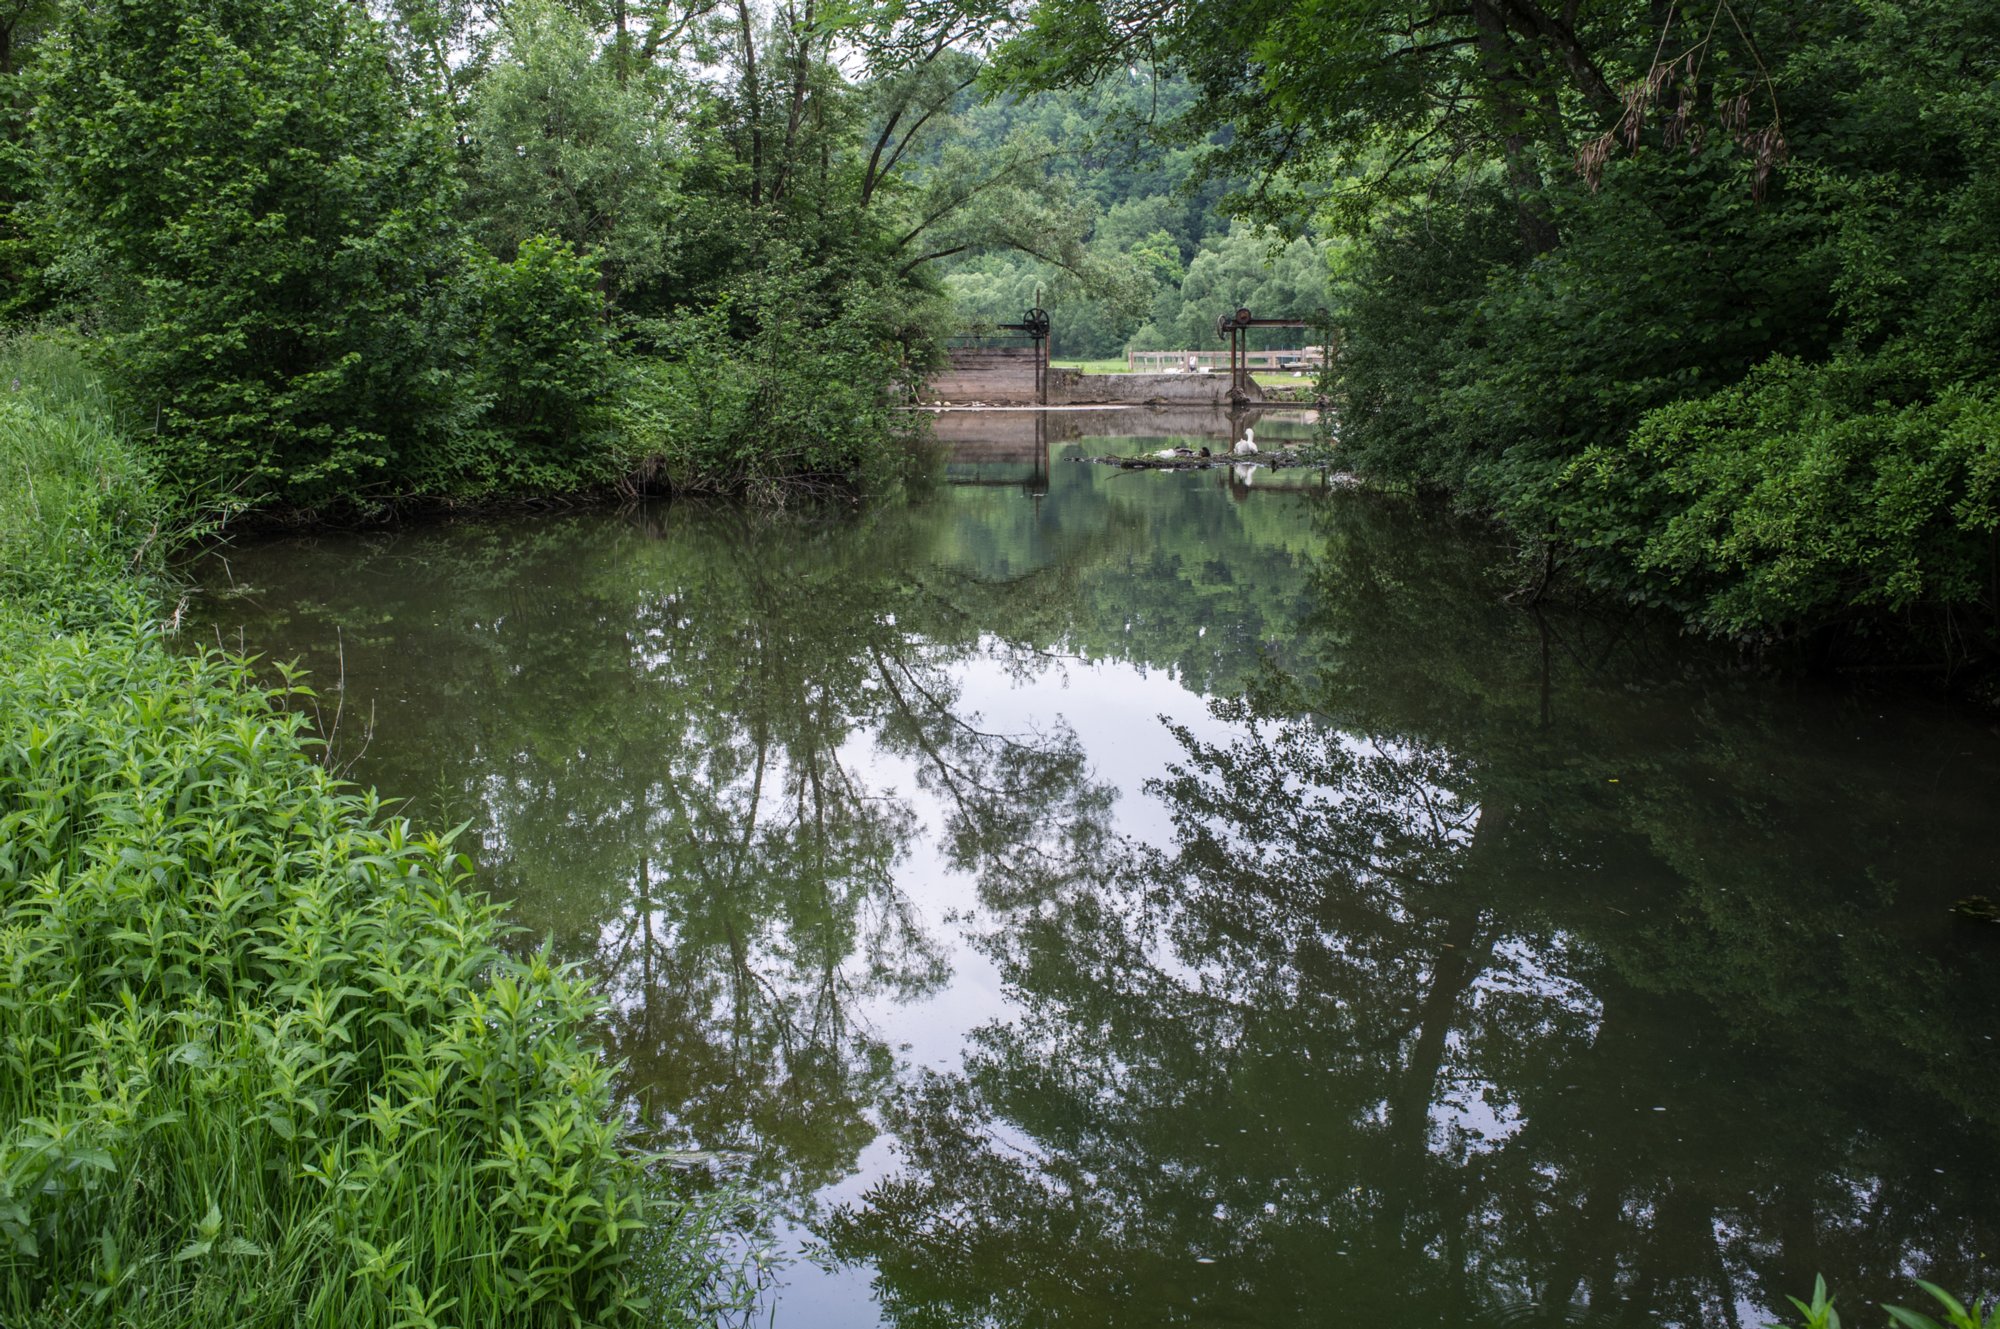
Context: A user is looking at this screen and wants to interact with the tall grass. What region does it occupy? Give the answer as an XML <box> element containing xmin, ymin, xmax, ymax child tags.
<box><xmin>0</xmin><ymin>337</ymin><xmax>738</xmax><ymax>1326</ymax></box>
<box><xmin>0</xmin><ymin>335</ymin><xmax>167</xmax><ymax>624</ymax></box>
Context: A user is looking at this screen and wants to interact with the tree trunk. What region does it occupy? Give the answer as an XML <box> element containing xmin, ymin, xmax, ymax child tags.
<box><xmin>735</xmin><ymin>0</ymin><xmax>764</xmax><ymax>207</ymax></box>
<box><xmin>1472</xmin><ymin>0</ymin><xmax>1560</xmax><ymax>256</ymax></box>
<box><xmin>773</xmin><ymin>0</ymin><xmax>813</xmax><ymax>204</ymax></box>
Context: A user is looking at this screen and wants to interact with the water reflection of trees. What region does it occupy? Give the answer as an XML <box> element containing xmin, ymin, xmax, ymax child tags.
<box><xmin>192</xmin><ymin>501</ymin><xmax>1139</xmax><ymax>1211</ymax></box>
<box><xmin>823</xmin><ymin>499</ymin><xmax>2000</xmax><ymax>1328</ymax></box>
<box><xmin>189</xmin><ymin>480</ymin><xmax>2000</xmax><ymax>1322</ymax></box>
<box><xmin>469</xmin><ymin>509</ymin><xmax>1145</xmax><ymax>1216</ymax></box>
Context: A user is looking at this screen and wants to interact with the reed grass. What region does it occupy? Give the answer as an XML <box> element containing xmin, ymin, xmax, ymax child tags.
<box><xmin>0</xmin><ymin>336</ymin><xmax>735</xmax><ymax>1326</ymax></box>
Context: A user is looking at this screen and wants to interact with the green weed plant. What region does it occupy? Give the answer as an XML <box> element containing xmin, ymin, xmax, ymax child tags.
<box><xmin>0</xmin><ymin>625</ymin><xmax>711</xmax><ymax>1326</ymax></box>
<box><xmin>0</xmin><ymin>335</ymin><xmax>166</xmax><ymax>625</ymax></box>
<box><xmin>1886</xmin><ymin>1282</ymin><xmax>2000</xmax><ymax>1329</ymax></box>
<box><xmin>1769</xmin><ymin>1278</ymin><xmax>1995</xmax><ymax>1329</ymax></box>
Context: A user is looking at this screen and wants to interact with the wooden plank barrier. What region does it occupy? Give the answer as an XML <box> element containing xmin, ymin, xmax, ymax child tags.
<box><xmin>922</xmin><ymin>345</ymin><xmax>1046</xmax><ymax>403</ymax></box>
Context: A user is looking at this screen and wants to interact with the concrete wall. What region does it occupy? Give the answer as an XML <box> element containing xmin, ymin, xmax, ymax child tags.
<box><xmin>1055</xmin><ymin>372</ymin><xmax>1260</xmax><ymax>406</ymax></box>
<box><xmin>925</xmin><ymin>405</ymin><xmax>1280</xmax><ymax>457</ymax></box>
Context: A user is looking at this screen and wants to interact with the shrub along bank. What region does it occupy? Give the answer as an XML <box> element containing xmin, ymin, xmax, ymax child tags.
<box><xmin>1316</xmin><ymin>3</ymin><xmax>2000</xmax><ymax>673</ymax></box>
<box><xmin>989</xmin><ymin>0</ymin><xmax>2000</xmax><ymax>674</ymax></box>
<box><xmin>4</xmin><ymin>0</ymin><xmax>950</xmax><ymax>521</ymax></box>
<box><xmin>0</xmin><ymin>339</ymin><xmax>733</xmax><ymax>1326</ymax></box>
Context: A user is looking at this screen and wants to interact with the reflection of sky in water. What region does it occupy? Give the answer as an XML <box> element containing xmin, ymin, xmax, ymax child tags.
<box><xmin>758</xmin><ymin>649</ymin><xmax>1231</xmax><ymax>1329</ymax></box>
<box><xmin>181</xmin><ymin>411</ymin><xmax>2000</xmax><ymax>1329</ymax></box>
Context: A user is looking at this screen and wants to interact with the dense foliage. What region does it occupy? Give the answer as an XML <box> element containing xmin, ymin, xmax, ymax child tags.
<box><xmin>32</xmin><ymin>0</ymin><xmax>473</xmax><ymax>510</ymax></box>
<box><xmin>0</xmin><ymin>631</ymin><xmax>690</xmax><ymax>1327</ymax></box>
<box><xmin>629</xmin><ymin>255</ymin><xmax>934</xmax><ymax>498</ymax></box>
<box><xmin>7</xmin><ymin>0</ymin><xmax>1090</xmax><ymax>510</ymax></box>
<box><xmin>982</xmin><ymin>0</ymin><xmax>2000</xmax><ymax>667</ymax></box>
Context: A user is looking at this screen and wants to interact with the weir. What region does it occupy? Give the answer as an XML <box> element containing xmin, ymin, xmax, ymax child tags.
<box><xmin>925</xmin><ymin>404</ymin><xmax>1316</xmax><ymax>494</ymax></box>
<box><xmin>921</xmin><ymin>356</ymin><xmax>1262</xmax><ymax>407</ymax></box>
<box><xmin>924</xmin><ymin>306</ymin><xmax>1334</xmax><ymax>406</ymax></box>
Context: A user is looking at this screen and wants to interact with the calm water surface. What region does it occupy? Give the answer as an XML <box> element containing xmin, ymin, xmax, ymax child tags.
<box><xmin>187</xmin><ymin>409</ymin><xmax>2000</xmax><ymax>1329</ymax></box>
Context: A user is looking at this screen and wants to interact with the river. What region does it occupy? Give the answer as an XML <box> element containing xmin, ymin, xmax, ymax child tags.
<box><xmin>185</xmin><ymin>408</ymin><xmax>2000</xmax><ymax>1328</ymax></box>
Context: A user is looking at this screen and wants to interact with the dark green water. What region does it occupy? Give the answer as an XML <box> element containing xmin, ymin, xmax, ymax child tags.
<box><xmin>186</xmin><ymin>410</ymin><xmax>2000</xmax><ymax>1328</ymax></box>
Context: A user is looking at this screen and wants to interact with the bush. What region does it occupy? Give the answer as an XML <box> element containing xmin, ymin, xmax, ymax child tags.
<box><xmin>0</xmin><ymin>70</ymin><xmax>51</xmax><ymax>324</ymax></box>
<box><xmin>1319</xmin><ymin>1</ymin><xmax>2000</xmax><ymax>664</ymax></box>
<box><xmin>32</xmin><ymin>0</ymin><xmax>469</xmax><ymax>512</ymax></box>
<box><xmin>1326</xmin><ymin>186</ymin><xmax>1520</xmax><ymax>493</ymax></box>
<box><xmin>422</xmin><ymin>236</ymin><xmax>629</xmax><ymax>497</ymax></box>
<box><xmin>1531</xmin><ymin>355</ymin><xmax>2000</xmax><ymax>651</ymax></box>
<box><xmin>1331</xmin><ymin>162</ymin><xmax>1832</xmax><ymax>501</ymax></box>
<box><xmin>624</xmin><ymin>253</ymin><xmax>935</xmax><ymax>500</ymax></box>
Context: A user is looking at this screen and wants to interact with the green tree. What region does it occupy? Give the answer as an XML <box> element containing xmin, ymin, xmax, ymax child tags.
<box><xmin>629</xmin><ymin>250</ymin><xmax>940</xmax><ymax>497</ymax></box>
<box><xmin>1136</xmin><ymin>223</ymin><xmax>1331</xmax><ymax>352</ymax></box>
<box><xmin>462</xmin><ymin>0</ymin><xmax>688</xmax><ymax>303</ymax></box>
<box><xmin>451</xmin><ymin>235</ymin><xmax>626</xmax><ymax>494</ymax></box>
<box><xmin>34</xmin><ymin>0</ymin><xmax>470</xmax><ymax>509</ymax></box>
<box><xmin>0</xmin><ymin>0</ymin><xmax>58</xmax><ymax>318</ymax></box>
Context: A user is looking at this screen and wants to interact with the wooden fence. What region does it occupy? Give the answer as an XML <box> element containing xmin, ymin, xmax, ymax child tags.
<box><xmin>1127</xmin><ymin>347</ymin><xmax>1328</xmax><ymax>374</ymax></box>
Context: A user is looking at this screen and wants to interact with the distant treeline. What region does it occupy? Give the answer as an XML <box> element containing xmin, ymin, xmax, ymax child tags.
<box><xmin>929</xmin><ymin>73</ymin><xmax>1334</xmax><ymax>359</ymax></box>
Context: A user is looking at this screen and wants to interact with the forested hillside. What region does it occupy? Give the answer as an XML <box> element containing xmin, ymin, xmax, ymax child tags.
<box><xmin>929</xmin><ymin>74</ymin><xmax>1333</xmax><ymax>358</ymax></box>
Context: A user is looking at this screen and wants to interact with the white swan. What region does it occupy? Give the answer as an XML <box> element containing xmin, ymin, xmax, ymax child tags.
<box><xmin>1232</xmin><ymin>426</ymin><xmax>1258</xmax><ymax>457</ymax></box>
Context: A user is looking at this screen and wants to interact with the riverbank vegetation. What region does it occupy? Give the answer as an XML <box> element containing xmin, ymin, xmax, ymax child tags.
<box><xmin>980</xmin><ymin>0</ymin><xmax>2000</xmax><ymax>672</ymax></box>
<box><xmin>14</xmin><ymin>0</ymin><xmax>1993</xmax><ymax>667</ymax></box>
<box><xmin>0</xmin><ymin>339</ymin><xmax>742</xmax><ymax>1324</ymax></box>
<box><xmin>2</xmin><ymin>0</ymin><xmax>1116</xmax><ymax>514</ymax></box>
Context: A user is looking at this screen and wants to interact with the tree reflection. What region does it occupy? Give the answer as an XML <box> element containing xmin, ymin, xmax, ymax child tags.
<box><xmin>472</xmin><ymin>510</ymin><xmax>1151</xmax><ymax>1215</ymax></box>
<box><xmin>187</xmin><ymin>472</ymin><xmax>2000</xmax><ymax>1324</ymax></box>
<box><xmin>823</xmin><ymin>498</ymin><xmax>2000</xmax><ymax>1328</ymax></box>
<box><xmin>189</xmin><ymin>499</ymin><xmax>1141</xmax><ymax>1213</ymax></box>
<box><xmin>824</xmin><ymin>721</ymin><xmax>1607</xmax><ymax>1326</ymax></box>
